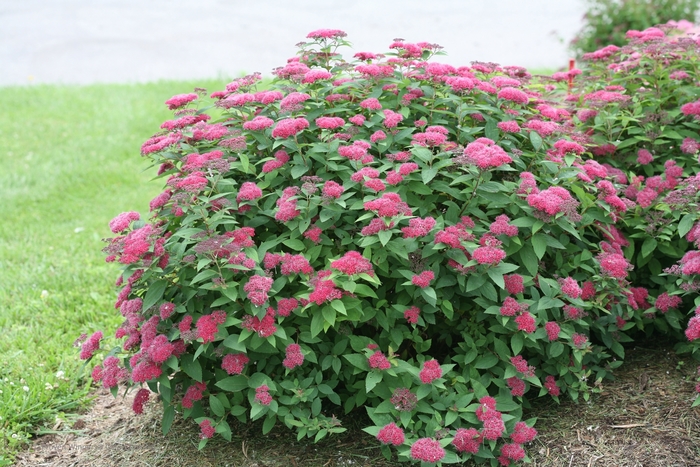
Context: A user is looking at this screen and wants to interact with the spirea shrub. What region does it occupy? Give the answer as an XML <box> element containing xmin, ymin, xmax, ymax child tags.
<box><xmin>570</xmin><ymin>0</ymin><xmax>700</xmax><ymax>57</ymax></box>
<box><xmin>558</xmin><ymin>20</ymin><xmax>700</xmax><ymax>406</ymax></box>
<box><xmin>80</xmin><ymin>27</ymin><xmax>700</xmax><ymax>465</ymax></box>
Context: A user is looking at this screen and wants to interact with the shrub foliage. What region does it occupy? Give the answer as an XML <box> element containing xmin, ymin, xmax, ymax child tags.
<box><xmin>81</xmin><ymin>25</ymin><xmax>700</xmax><ymax>465</ymax></box>
<box><xmin>570</xmin><ymin>0</ymin><xmax>699</xmax><ymax>57</ymax></box>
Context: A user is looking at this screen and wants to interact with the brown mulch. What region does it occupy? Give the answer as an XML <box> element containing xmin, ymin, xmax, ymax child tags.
<box><xmin>13</xmin><ymin>344</ymin><xmax>700</xmax><ymax>467</ymax></box>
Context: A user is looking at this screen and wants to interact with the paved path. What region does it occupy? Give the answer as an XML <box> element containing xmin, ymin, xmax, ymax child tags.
<box><xmin>1</xmin><ymin>0</ymin><xmax>586</xmax><ymax>86</ymax></box>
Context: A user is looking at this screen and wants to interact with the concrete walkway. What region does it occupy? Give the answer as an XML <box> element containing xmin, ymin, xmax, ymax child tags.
<box><xmin>1</xmin><ymin>0</ymin><xmax>586</xmax><ymax>86</ymax></box>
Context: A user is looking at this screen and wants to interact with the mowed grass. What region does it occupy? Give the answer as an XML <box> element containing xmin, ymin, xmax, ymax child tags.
<box><xmin>0</xmin><ymin>79</ymin><xmax>228</xmax><ymax>464</ymax></box>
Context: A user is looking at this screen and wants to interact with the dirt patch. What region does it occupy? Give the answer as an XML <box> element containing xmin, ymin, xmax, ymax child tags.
<box><xmin>13</xmin><ymin>345</ymin><xmax>700</xmax><ymax>467</ymax></box>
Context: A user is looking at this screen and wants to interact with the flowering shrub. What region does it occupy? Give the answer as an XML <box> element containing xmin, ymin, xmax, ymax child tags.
<box><xmin>570</xmin><ymin>0</ymin><xmax>700</xmax><ymax>57</ymax></box>
<box><xmin>561</xmin><ymin>20</ymin><xmax>700</xmax><ymax>362</ymax></box>
<box><xmin>81</xmin><ymin>26</ymin><xmax>700</xmax><ymax>465</ymax></box>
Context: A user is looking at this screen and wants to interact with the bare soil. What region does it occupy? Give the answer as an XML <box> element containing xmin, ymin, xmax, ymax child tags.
<box><xmin>14</xmin><ymin>344</ymin><xmax>700</xmax><ymax>467</ymax></box>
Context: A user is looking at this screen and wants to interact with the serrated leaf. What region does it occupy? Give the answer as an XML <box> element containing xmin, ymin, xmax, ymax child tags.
<box><xmin>142</xmin><ymin>279</ymin><xmax>167</xmax><ymax>311</ymax></box>
<box><xmin>519</xmin><ymin>245</ymin><xmax>539</xmax><ymax>276</ymax></box>
<box><xmin>548</xmin><ymin>342</ymin><xmax>564</xmax><ymax>358</ymax></box>
<box><xmin>678</xmin><ymin>214</ymin><xmax>695</xmax><ymax>239</ymax></box>
<box><xmin>239</xmin><ymin>153</ymin><xmax>250</xmax><ymax>173</ymax></box>
<box><xmin>161</xmin><ymin>404</ymin><xmax>175</xmax><ymax>435</ymax></box>
<box><xmin>487</xmin><ymin>268</ymin><xmax>505</xmax><ymax>289</ymax></box>
<box><xmin>322</xmin><ymin>305</ymin><xmax>336</xmax><ymax>327</ymax></box>
<box><xmin>378</xmin><ymin>229</ymin><xmax>392</xmax><ymax>246</ymax></box>
<box><xmin>641</xmin><ymin>237</ymin><xmax>657</xmax><ymax>258</ymax></box>
<box><xmin>466</xmin><ymin>273</ymin><xmax>487</xmax><ymax>292</ymax></box>
<box><xmin>291</xmin><ymin>164</ymin><xmax>309</xmax><ymax>179</ymax></box>
<box><xmin>310</xmin><ymin>311</ymin><xmax>325</xmax><ymax>338</ymax></box>
<box><xmin>283</xmin><ymin>238</ymin><xmax>306</xmax><ymax>251</ymax></box>
<box><xmin>209</xmin><ymin>395</ymin><xmax>225</xmax><ymax>417</ymax></box>
<box><xmin>366</xmin><ymin>371</ymin><xmax>383</xmax><ymax>393</ymax></box>
<box><xmin>474</xmin><ymin>352</ymin><xmax>498</xmax><ymax>369</ymax></box>
<box><xmin>529</xmin><ymin>131</ymin><xmax>543</xmax><ymax>151</ymax></box>
<box><xmin>422</xmin><ymin>167</ymin><xmax>439</xmax><ymax>185</ymax></box>
<box><xmin>181</xmin><ymin>355</ymin><xmax>202</xmax><ymax>382</ymax></box>
<box><xmin>511</xmin><ymin>333</ymin><xmax>524</xmax><ymax>355</ymax></box>
<box><xmin>343</xmin><ymin>353</ymin><xmax>368</xmax><ymax>370</ymax></box>
<box><xmin>532</xmin><ymin>234</ymin><xmax>547</xmax><ymax>260</ymax></box>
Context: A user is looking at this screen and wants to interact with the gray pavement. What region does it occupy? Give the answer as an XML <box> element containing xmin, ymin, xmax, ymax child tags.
<box><xmin>1</xmin><ymin>0</ymin><xmax>587</xmax><ymax>87</ymax></box>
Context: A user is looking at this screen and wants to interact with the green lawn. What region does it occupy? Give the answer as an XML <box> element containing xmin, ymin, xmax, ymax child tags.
<box><xmin>0</xmin><ymin>79</ymin><xmax>228</xmax><ymax>464</ymax></box>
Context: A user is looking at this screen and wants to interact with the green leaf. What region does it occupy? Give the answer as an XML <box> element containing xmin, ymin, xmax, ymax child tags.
<box><xmin>519</xmin><ymin>245</ymin><xmax>539</xmax><ymax>276</ymax></box>
<box><xmin>511</xmin><ymin>333</ymin><xmax>524</xmax><ymax>355</ymax></box>
<box><xmin>487</xmin><ymin>268</ymin><xmax>505</xmax><ymax>289</ymax></box>
<box><xmin>378</xmin><ymin>229</ymin><xmax>392</xmax><ymax>246</ymax></box>
<box><xmin>310</xmin><ymin>311</ymin><xmax>325</xmax><ymax>338</ymax></box>
<box><xmin>283</xmin><ymin>239</ymin><xmax>306</xmax><ymax>251</ymax></box>
<box><xmin>181</xmin><ymin>355</ymin><xmax>202</xmax><ymax>382</ymax></box>
<box><xmin>191</xmin><ymin>269</ymin><xmax>219</xmax><ymax>285</ymax></box>
<box><xmin>678</xmin><ymin>214</ymin><xmax>695</xmax><ymax>239</ymax></box>
<box><xmin>161</xmin><ymin>404</ymin><xmax>175</xmax><ymax>435</ymax></box>
<box><xmin>529</xmin><ymin>131</ymin><xmax>543</xmax><ymax>151</ymax></box>
<box><xmin>366</xmin><ymin>371</ymin><xmax>383</xmax><ymax>393</ymax></box>
<box><xmin>493</xmin><ymin>338</ymin><xmax>510</xmax><ymax>360</ymax></box>
<box><xmin>641</xmin><ymin>237</ymin><xmax>657</xmax><ymax>258</ymax></box>
<box><xmin>353</xmin><ymin>284</ymin><xmax>378</xmax><ymax>298</ymax></box>
<box><xmin>343</xmin><ymin>353</ymin><xmax>368</xmax><ymax>370</ymax></box>
<box><xmin>209</xmin><ymin>395</ymin><xmax>225</xmax><ymax>417</ymax></box>
<box><xmin>331</xmin><ymin>300</ymin><xmax>347</xmax><ymax>315</ymax></box>
<box><xmin>263</xmin><ymin>414</ymin><xmax>277</xmax><ymax>434</ymax></box>
<box><xmin>420</xmin><ymin>287</ymin><xmax>437</xmax><ymax>306</ymax></box>
<box><xmin>474</xmin><ymin>352</ymin><xmax>498</xmax><ymax>369</ymax></box>
<box><xmin>239</xmin><ymin>153</ymin><xmax>250</xmax><ymax>173</ymax></box>
<box><xmin>142</xmin><ymin>279</ymin><xmax>167</xmax><ymax>311</ymax></box>
<box><xmin>422</xmin><ymin>167</ymin><xmax>439</xmax><ymax>185</ymax></box>
<box><xmin>466</xmin><ymin>273</ymin><xmax>487</xmax><ymax>292</ymax></box>
<box><xmin>222</xmin><ymin>334</ymin><xmax>245</xmax><ymax>352</ymax></box>
<box><xmin>538</xmin><ymin>296</ymin><xmax>565</xmax><ymax>310</ymax></box>
<box><xmin>531</xmin><ymin>234</ymin><xmax>547</xmax><ymax>260</ymax></box>
<box><xmin>548</xmin><ymin>342</ymin><xmax>564</xmax><ymax>358</ymax></box>
<box><xmin>322</xmin><ymin>305</ymin><xmax>336</xmax><ymax>327</ymax></box>
<box><xmin>215</xmin><ymin>375</ymin><xmax>249</xmax><ymax>392</ymax></box>
<box><xmin>291</xmin><ymin>164</ymin><xmax>309</xmax><ymax>179</ymax></box>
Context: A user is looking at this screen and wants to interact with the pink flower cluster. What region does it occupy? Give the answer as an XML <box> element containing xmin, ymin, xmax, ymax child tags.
<box><xmin>489</xmin><ymin>214</ymin><xmax>518</xmax><ymax>237</ymax></box>
<box><xmin>254</xmin><ymin>385</ymin><xmax>273</xmax><ymax>405</ymax></box>
<box><xmin>244</xmin><ymin>275</ymin><xmax>274</xmax><ymax>306</ymax></box>
<box><xmin>195</xmin><ymin>310</ymin><xmax>226</xmax><ymax>343</ymax></box>
<box><xmin>411</xmin><ymin>270</ymin><xmax>435</xmax><ymax>288</ymax></box>
<box><xmin>404</xmin><ymin>306</ymin><xmax>420</xmax><ymax>324</ymax></box>
<box><xmin>199</xmin><ymin>419</ymin><xmax>215</xmax><ymax>439</ymax></box>
<box><xmin>109</xmin><ymin>211</ymin><xmax>141</xmax><ymax>233</ymax></box>
<box><xmin>410</xmin><ymin>438</ymin><xmax>445</xmax><ymax>463</ymax></box>
<box><xmin>364</xmin><ymin>192</ymin><xmax>412</xmax><ymax>217</ymax></box>
<box><xmin>283</xmin><ymin>343</ymin><xmax>305</xmax><ymax>369</ymax></box>
<box><xmin>462</xmin><ymin>138</ymin><xmax>513</xmax><ymax>170</ymax></box>
<box><xmin>271</xmin><ymin>117</ymin><xmax>309</xmax><ymax>138</ymax></box>
<box><xmin>331</xmin><ymin>251</ymin><xmax>374</xmax><ymax>276</ymax></box>
<box><xmin>222</xmin><ymin>353</ymin><xmax>249</xmax><ymax>375</ymax></box>
<box><xmin>165</xmin><ymin>93</ymin><xmax>198</xmax><ymax>110</ymax></box>
<box><xmin>504</xmin><ymin>274</ymin><xmax>524</xmax><ymax>294</ymax></box>
<box><xmin>182</xmin><ymin>381</ymin><xmax>207</xmax><ymax>409</ymax></box>
<box><xmin>242</xmin><ymin>307</ymin><xmax>277</xmax><ymax>338</ymax></box>
<box><xmin>262</xmin><ymin>150</ymin><xmax>290</xmax><ymax>173</ymax></box>
<box><xmin>402</xmin><ymin>216</ymin><xmax>436</xmax><ymax>238</ymax></box>
<box><xmin>527</xmin><ymin>186</ymin><xmax>578</xmax><ymax>217</ymax></box>
<box><xmin>376</xmin><ymin>422</ymin><xmax>405</xmax><ymax>446</ymax></box>
<box><xmin>368</xmin><ymin>350</ymin><xmax>391</xmax><ymax>370</ymax></box>
<box><xmin>419</xmin><ymin>359</ymin><xmax>442</xmax><ymax>383</ymax></box>
<box><xmin>79</xmin><ymin>331</ymin><xmax>103</xmax><ymax>360</ymax></box>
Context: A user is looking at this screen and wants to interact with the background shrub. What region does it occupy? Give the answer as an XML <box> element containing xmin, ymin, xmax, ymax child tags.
<box><xmin>81</xmin><ymin>27</ymin><xmax>700</xmax><ymax>466</ymax></box>
<box><xmin>570</xmin><ymin>0</ymin><xmax>700</xmax><ymax>57</ymax></box>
